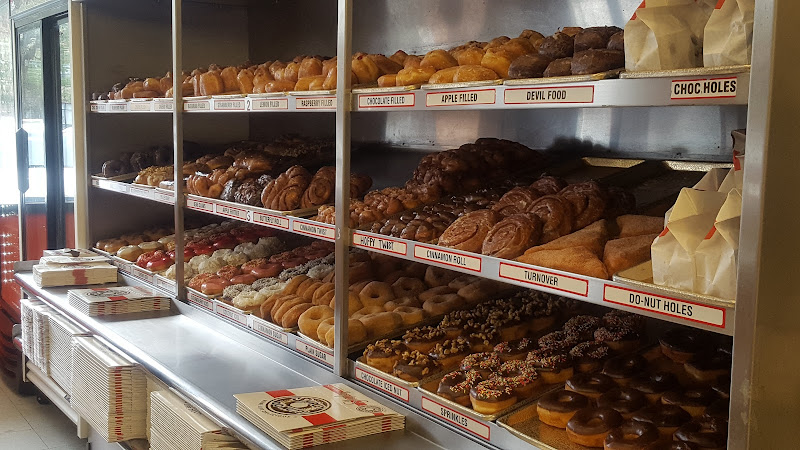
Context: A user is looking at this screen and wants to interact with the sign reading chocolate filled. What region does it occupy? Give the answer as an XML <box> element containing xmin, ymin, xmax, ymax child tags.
<box><xmin>358</xmin><ymin>93</ymin><xmax>415</xmax><ymax>109</ymax></box>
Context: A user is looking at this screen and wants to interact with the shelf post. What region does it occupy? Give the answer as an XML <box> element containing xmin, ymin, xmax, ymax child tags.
<box><xmin>333</xmin><ymin>0</ymin><xmax>353</xmax><ymax>377</ymax></box>
<box><xmin>172</xmin><ymin>0</ymin><xmax>185</xmax><ymax>301</ymax></box>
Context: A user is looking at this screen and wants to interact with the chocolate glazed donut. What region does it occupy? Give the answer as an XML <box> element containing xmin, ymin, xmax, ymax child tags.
<box><xmin>597</xmin><ymin>387</ymin><xmax>647</xmax><ymax>418</ymax></box>
<box><xmin>604</xmin><ymin>419</ymin><xmax>660</xmax><ymax>450</ymax></box>
<box><xmin>674</xmin><ymin>417</ymin><xmax>728</xmax><ymax>449</ymax></box>
<box><xmin>566</xmin><ymin>406</ymin><xmax>623</xmax><ymax>447</ymax></box>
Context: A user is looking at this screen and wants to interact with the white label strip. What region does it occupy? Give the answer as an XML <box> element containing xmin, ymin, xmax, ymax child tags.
<box><xmin>355</xmin><ymin>367</ymin><xmax>409</xmax><ymax>402</ymax></box>
<box><xmin>129</xmin><ymin>102</ymin><xmax>152</xmax><ymax>112</ymax></box>
<box><xmin>184</xmin><ymin>100</ymin><xmax>211</xmax><ymax>111</ymax></box>
<box><xmin>128</xmin><ymin>186</ymin><xmax>153</xmax><ymax>200</ymax></box>
<box><xmin>250</xmin><ymin>98</ymin><xmax>289</xmax><ymax>111</ymax></box>
<box><xmin>498</xmin><ymin>262</ymin><xmax>589</xmax><ymax>297</ymax></box>
<box><xmin>133</xmin><ymin>267</ymin><xmax>154</xmax><ymax>284</ymax></box>
<box><xmin>154</xmin><ymin>276</ymin><xmax>176</xmax><ymax>294</ymax></box>
<box><xmin>414</xmin><ymin>244</ymin><xmax>481</xmax><ymax>272</ymax></box>
<box><xmin>358</xmin><ymin>93</ymin><xmax>415</xmax><ymax>109</ymax></box>
<box><xmin>90</xmin><ymin>103</ymin><xmax>107</xmax><ymax>112</ymax></box>
<box><xmin>670</xmin><ymin>77</ymin><xmax>738</xmax><ymax>100</ymax></box>
<box><xmin>295</xmin><ymin>96</ymin><xmax>336</xmax><ymax>110</ymax></box>
<box><xmin>187</xmin><ymin>198</ymin><xmax>214</xmax><ymax>212</ymax></box>
<box><xmin>215</xmin><ymin>203</ymin><xmax>249</xmax><ymax>221</ymax></box>
<box><xmin>154</xmin><ymin>101</ymin><xmax>174</xmax><ymax>111</ymax></box>
<box><xmin>109</xmin><ymin>182</ymin><xmax>128</xmax><ymax>194</ymax></box>
<box><xmin>252</xmin><ymin>212</ymin><xmax>290</xmax><ymax>229</ymax></box>
<box><xmin>292</xmin><ymin>220</ymin><xmax>335</xmax><ymax>241</ymax></box>
<box><xmin>250</xmin><ymin>317</ymin><xmax>289</xmax><ymax>346</ymax></box>
<box><xmin>108</xmin><ymin>103</ymin><xmax>128</xmax><ymax>112</ymax></box>
<box><xmin>603</xmin><ymin>285</ymin><xmax>726</xmax><ymax>328</ymax></box>
<box><xmin>426</xmin><ymin>89</ymin><xmax>496</xmax><ymax>107</ymax></box>
<box><xmin>154</xmin><ymin>190</ymin><xmax>175</xmax><ymax>204</ymax></box>
<box><xmin>504</xmin><ymin>86</ymin><xmax>595</xmax><ymax>104</ymax></box>
<box><xmin>421</xmin><ymin>396</ymin><xmax>490</xmax><ymax>440</ymax></box>
<box><xmin>214</xmin><ymin>302</ymin><xmax>248</xmax><ymax>326</ymax></box>
<box><xmin>295</xmin><ymin>339</ymin><xmax>334</xmax><ymax>366</ymax></box>
<box><xmin>213</xmin><ymin>99</ymin><xmax>246</xmax><ymax>111</ymax></box>
<box><xmin>352</xmin><ymin>232</ymin><xmax>407</xmax><ymax>256</ymax></box>
<box><xmin>187</xmin><ymin>291</ymin><xmax>213</xmax><ymax>310</ymax></box>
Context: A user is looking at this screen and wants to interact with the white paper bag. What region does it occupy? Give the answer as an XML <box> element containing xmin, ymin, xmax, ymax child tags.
<box><xmin>695</xmin><ymin>189</ymin><xmax>742</xmax><ymax>299</ymax></box>
<box><xmin>664</xmin><ymin>167</ymin><xmax>729</xmax><ymax>225</ymax></box>
<box><xmin>625</xmin><ymin>0</ymin><xmax>716</xmax><ymax>71</ymax></box>
<box><xmin>704</xmin><ymin>0</ymin><xmax>755</xmax><ymax>66</ymax></box>
<box><xmin>652</xmin><ymin>187</ymin><xmax>728</xmax><ymax>290</ymax></box>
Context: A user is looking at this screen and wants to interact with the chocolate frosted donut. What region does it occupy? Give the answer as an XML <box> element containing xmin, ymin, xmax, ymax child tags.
<box><xmin>644</xmin><ymin>442</ymin><xmax>698</xmax><ymax>450</ymax></box>
<box><xmin>659</xmin><ymin>328</ymin><xmax>703</xmax><ymax>363</ymax></box>
<box><xmin>632</xmin><ymin>404</ymin><xmax>691</xmax><ymax>436</ymax></box>
<box><xmin>538</xmin><ymin>330</ymin><xmax>580</xmax><ymax>352</ymax></box>
<box><xmin>565</xmin><ymin>373</ymin><xmax>616</xmax><ymax>399</ymax></box>
<box><xmin>569</xmin><ymin>341</ymin><xmax>610</xmax><ymax>373</ymax></box>
<box><xmin>437</xmin><ymin>370</ymin><xmax>482</xmax><ymax>406</ymax></box>
<box><xmin>563</xmin><ymin>315</ymin><xmax>602</xmax><ymax>340</ymax></box>
<box><xmin>597</xmin><ymin>387</ymin><xmax>647</xmax><ymax>418</ymax></box>
<box><xmin>538</xmin><ymin>388</ymin><xmax>590</xmax><ymax>413</ymax></box>
<box><xmin>603</xmin><ymin>310</ymin><xmax>645</xmax><ymax>331</ymax></box>
<box><xmin>703</xmin><ymin>398</ymin><xmax>730</xmax><ymax>420</ymax></box>
<box><xmin>566</xmin><ymin>407</ymin><xmax>622</xmax><ymax>445</ymax></box>
<box><xmin>674</xmin><ymin>417</ymin><xmax>728</xmax><ymax>449</ymax></box>
<box><xmin>711</xmin><ymin>375</ymin><xmax>731</xmax><ymax>400</ymax></box>
<box><xmin>685</xmin><ymin>348</ymin><xmax>732</xmax><ymax>382</ymax></box>
<box><xmin>629</xmin><ymin>371</ymin><xmax>679</xmax><ymax>403</ymax></box>
<box><xmin>602</xmin><ymin>354</ymin><xmax>647</xmax><ymax>385</ymax></box>
<box><xmin>604</xmin><ymin>419</ymin><xmax>660</xmax><ymax>450</ymax></box>
<box><xmin>662</xmin><ymin>388</ymin><xmax>717</xmax><ymax>417</ymax></box>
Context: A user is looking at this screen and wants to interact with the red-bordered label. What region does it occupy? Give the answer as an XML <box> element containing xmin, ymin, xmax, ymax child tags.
<box><xmin>414</xmin><ymin>244</ymin><xmax>481</xmax><ymax>272</ymax></box>
<box><xmin>187</xmin><ymin>290</ymin><xmax>213</xmax><ymax>310</ymax></box>
<box><xmin>129</xmin><ymin>101</ymin><xmax>152</xmax><ymax>112</ymax></box>
<box><xmin>352</xmin><ymin>232</ymin><xmax>407</xmax><ymax>256</ymax></box>
<box><xmin>213</xmin><ymin>98</ymin><xmax>246</xmax><ymax>111</ymax></box>
<box><xmin>498</xmin><ymin>261</ymin><xmax>589</xmax><ymax>297</ymax></box>
<box><xmin>670</xmin><ymin>77</ymin><xmax>738</xmax><ymax>100</ymax></box>
<box><xmin>252</xmin><ymin>211</ymin><xmax>290</xmax><ymax>230</ymax></box>
<box><xmin>426</xmin><ymin>89</ymin><xmax>496</xmax><ymax>107</ymax></box>
<box><xmin>603</xmin><ymin>284</ymin><xmax>726</xmax><ymax>328</ymax></box>
<box><xmin>215</xmin><ymin>202</ymin><xmax>249</xmax><ymax>221</ymax></box>
<box><xmin>355</xmin><ymin>367</ymin><xmax>410</xmax><ymax>402</ymax></box>
<box><xmin>292</xmin><ymin>219</ymin><xmax>335</xmax><ymax>241</ymax></box>
<box><xmin>250</xmin><ymin>98</ymin><xmax>289</xmax><ymax>111</ymax></box>
<box><xmin>358</xmin><ymin>93</ymin><xmax>415</xmax><ymax>109</ymax></box>
<box><xmin>421</xmin><ymin>396</ymin><xmax>490</xmax><ymax>440</ymax></box>
<box><xmin>250</xmin><ymin>316</ymin><xmax>289</xmax><ymax>346</ymax></box>
<box><xmin>187</xmin><ymin>197</ymin><xmax>214</xmax><ymax>212</ymax></box>
<box><xmin>184</xmin><ymin>100</ymin><xmax>211</xmax><ymax>111</ymax></box>
<box><xmin>295</xmin><ymin>96</ymin><xmax>336</xmax><ymax>110</ymax></box>
<box><xmin>214</xmin><ymin>301</ymin><xmax>248</xmax><ymax>326</ymax></box>
<box><xmin>128</xmin><ymin>185</ymin><xmax>153</xmax><ymax>199</ymax></box>
<box><xmin>504</xmin><ymin>85</ymin><xmax>595</xmax><ymax>105</ymax></box>
<box><xmin>295</xmin><ymin>338</ymin><xmax>334</xmax><ymax>366</ymax></box>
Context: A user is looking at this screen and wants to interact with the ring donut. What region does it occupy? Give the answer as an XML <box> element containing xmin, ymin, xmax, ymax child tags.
<box><xmin>391</xmin><ymin>277</ymin><xmax>427</xmax><ymax>298</ymax></box>
<box><xmin>351</xmin><ymin>305</ymin><xmax>385</xmax><ymax>319</ymax></box>
<box><xmin>384</xmin><ymin>296</ymin><xmax>422</xmax><ymax>311</ymax></box>
<box><xmin>382</xmin><ymin>270</ymin><xmax>408</xmax><ymax>285</ymax></box>
<box><xmin>393</xmin><ymin>306</ymin><xmax>426</xmax><ymax>326</ymax></box>
<box><xmin>298</xmin><ymin>305</ymin><xmax>334</xmax><ymax>337</ymax></box>
<box><xmin>316</xmin><ymin>317</ymin><xmax>335</xmax><ymax>342</ymax></box>
<box><xmin>424</xmin><ymin>266</ymin><xmax>459</xmax><ymax>287</ymax></box>
<box><xmin>281</xmin><ymin>303</ymin><xmax>312</xmax><ymax>328</ymax></box>
<box><xmin>324</xmin><ymin>319</ymin><xmax>367</xmax><ymax>347</ymax></box>
<box><xmin>419</xmin><ymin>286</ymin><xmax>457</xmax><ymax>302</ymax></box>
<box><xmin>311</xmin><ymin>283</ymin><xmax>335</xmax><ymax>305</ymax></box>
<box><xmin>359</xmin><ymin>281</ymin><xmax>395</xmax><ymax>307</ymax></box>
<box><xmin>423</xmin><ymin>295</ymin><xmax>462</xmax><ymax>316</ymax></box>
<box><xmin>272</xmin><ymin>296</ymin><xmax>308</xmax><ymax>324</ymax></box>
<box><xmin>329</xmin><ymin>291</ymin><xmax>363</xmax><ymax>316</ymax></box>
<box><xmin>360</xmin><ymin>312</ymin><xmax>403</xmax><ymax>338</ymax></box>
<box><xmin>283</xmin><ymin>275</ymin><xmax>310</xmax><ymax>294</ymax></box>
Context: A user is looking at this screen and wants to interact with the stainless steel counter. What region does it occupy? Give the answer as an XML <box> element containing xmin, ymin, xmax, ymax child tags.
<box><xmin>15</xmin><ymin>271</ymin><xmax>487</xmax><ymax>450</ymax></box>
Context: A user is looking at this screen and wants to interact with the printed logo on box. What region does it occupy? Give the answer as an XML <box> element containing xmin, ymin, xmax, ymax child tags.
<box><xmin>426</xmin><ymin>89</ymin><xmax>496</xmax><ymax>107</ymax></box>
<box><xmin>414</xmin><ymin>244</ymin><xmax>481</xmax><ymax>272</ymax></box>
<box><xmin>505</xmin><ymin>86</ymin><xmax>595</xmax><ymax>104</ymax></box>
<box><xmin>295</xmin><ymin>96</ymin><xmax>336</xmax><ymax>110</ymax></box>
<box><xmin>499</xmin><ymin>262</ymin><xmax>589</xmax><ymax>297</ymax></box>
<box><xmin>251</xmin><ymin>98</ymin><xmax>289</xmax><ymax>110</ymax></box>
<box><xmin>253</xmin><ymin>212</ymin><xmax>290</xmax><ymax>229</ymax></box>
<box><xmin>421</xmin><ymin>396</ymin><xmax>490</xmax><ymax>440</ymax></box>
<box><xmin>213</xmin><ymin>99</ymin><xmax>246</xmax><ymax>110</ymax></box>
<box><xmin>358</xmin><ymin>93</ymin><xmax>415</xmax><ymax>109</ymax></box>
<box><xmin>671</xmin><ymin>77</ymin><xmax>737</xmax><ymax>100</ymax></box>
<box><xmin>355</xmin><ymin>367</ymin><xmax>409</xmax><ymax>402</ymax></box>
<box><xmin>295</xmin><ymin>339</ymin><xmax>334</xmax><ymax>366</ymax></box>
<box><xmin>188</xmin><ymin>198</ymin><xmax>214</xmax><ymax>212</ymax></box>
<box><xmin>603</xmin><ymin>284</ymin><xmax>726</xmax><ymax>328</ymax></box>
<box><xmin>251</xmin><ymin>317</ymin><xmax>289</xmax><ymax>346</ymax></box>
<box><xmin>353</xmin><ymin>232</ymin><xmax>407</xmax><ymax>255</ymax></box>
<box><xmin>292</xmin><ymin>220</ymin><xmax>335</xmax><ymax>241</ymax></box>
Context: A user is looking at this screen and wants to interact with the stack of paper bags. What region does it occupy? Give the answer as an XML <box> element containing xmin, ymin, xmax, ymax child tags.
<box><xmin>33</xmin><ymin>255</ymin><xmax>117</xmax><ymax>288</ymax></box>
<box><xmin>68</xmin><ymin>286</ymin><xmax>170</xmax><ymax>317</ymax></box>
<box><xmin>235</xmin><ymin>384</ymin><xmax>404</xmax><ymax>449</ymax></box>
<box><xmin>47</xmin><ymin>314</ymin><xmax>89</xmax><ymax>397</ymax></box>
<box><xmin>149</xmin><ymin>390</ymin><xmax>247</xmax><ymax>450</ymax></box>
<box><xmin>70</xmin><ymin>336</ymin><xmax>147</xmax><ymax>442</ymax></box>
<box><xmin>652</xmin><ymin>154</ymin><xmax>744</xmax><ymax>300</ymax></box>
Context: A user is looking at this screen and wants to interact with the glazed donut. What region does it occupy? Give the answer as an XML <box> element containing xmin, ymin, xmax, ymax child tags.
<box><xmin>272</xmin><ymin>296</ymin><xmax>308</xmax><ymax>324</ymax></box>
<box><xmin>138</xmin><ymin>241</ymin><xmax>164</xmax><ymax>253</ymax></box>
<box><xmin>228</xmin><ymin>274</ymin><xmax>256</xmax><ymax>285</ymax></box>
<box><xmin>437</xmin><ymin>370</ymin><xmax>481</xmax><ymax>406</ymax></box>
<box><xmin>359</xmin><ymin>311</ymin><xmax>403</xmax><ymax>338</ymax></box>
<box><xmin>251</xmin><ymin>262</ymin><xmax>283</xmax><ymax>279</ymax></box>
<box><xmin>674</xmin><ymin>417</ymin><xmax>728</xmax><ymax>450</ymax></box>
<box><xmin>324</xmin><ymin>319</ymin><xmax>368</xmax><ymax>347</ymax></box>
<box><xmin>597</xmin><ymin>387</ymin><xmax>647</xmax><ymax>419</ymax></box>
<box><xmin>629</xmin><ymin>372</ymin><xmax>679</xmax><ymax>404</ymax></box>
<box><xmin>359</xmin><ymin>281</ymin><xmax>395</xmax><ymax>307</ymax></box>
<box><xmin>569</xmin><ymin>341</ymin><xmax>611</xmax><ymax>373</ymax></box>
<box><xmin>604</xmin><ymin>419</ymin><xmax>660</xmax><ymax>450</ymax></box>
<box><xmin>298</xmin><ymin>305</ymin><xmax>334</xmax><ymax>337</ymax></box>
<box><xmin>631</xmin><ymin>404</ymin><xmax>692</xmax><ymax>439</ymax></box>
<box><xmin>659</xmin><ymin>328</ymin><xmax>702</xmax><ymax>363</ymax></box>
<box><xmin>258</xmin><ymin>295</ymin><xmax>279</xmax><ymax>320</ymax></box>
<box><xmin>537</xmin><ymin>389</ymin><xmax>591</xmax><ymax>427</ymax></box>
<box><xmin>423</xmin><ymin>295</ymin><xmax>461</xmax><ymax>316</ymax></box>
<box><xmin>329</xmin><ymin>291</ymin><xmax>363</xmax><ymax>316</ymax></box>
<box><xmin>456</xmin><ymin>280</ymin><xmax>493</xmax><ymax>304</ymax></box>
<box><xmin>281</xmin><ymin>303</ymin><xmax>312</xmax><ymax>328</ymax></box>
<box><xmin>393</xmin><ymin>306</ymin><xmax>426</xmax><ymax>326</ymax></box>
<box><xmin>384</xmin><ymin>296</ymin><xmax>422</xmax><ymax>311</ymax></box>
<box><xmin>594</xmin><ymin>326</ymin><xmax>642</xmax><ymax>353</ymax></box>
<box><xmin>403</xmin><ymin>326</ymin><xmax>447</xmax><ymax>353</ymax></box>
<box><xmin>116</xmin><ymin>245</ymin><xmax>144</xmax><ymax>262</ymax></box>
<box><xmin>602</xmin><ymin>354</ymin><xmax>647</xmax><ymax>386</ymax></box>
<box><xmin>566</xmin><ymin>407</ymin><xmax>623</xmax><ymax>447</ymax></box>
<box><xmin>470</xmin><ymin>379</ymin><xmax>517</xmax><ymax>415</ymax></box>
<box><xmin>495</xmin><ymin>360</ymin><xmax>540</xmax><ymax>398</ymax></box>
<box><xmin>217</xmin><ymin>265</ymin><xmax>242</xmax><ymax>280</ymax></box>
<box><xmin>661</xmin><ymin>388</ymin><xmax>717</xmax><ymax>418</ymax></box>
<box><xmin>424</xmin><ymin>266</ymin><xmax>459</xmax><ymax>287</ymax></box>
<box><xmin>391</xmin><ymin>277</ymin><xmax>427</xmax><ymax>298</ymax></box>
<box><xmin>448</xmin><ymin>275</ymin><xmax>481</xmax><ymax>290</ymax></box>
<box><xmin>460</xmin><ymin>352</ymin><xmax>501</xmax><ymax>378</ymax></box>
<box><xmin>349</xmin><ymin>280</ymin><xmax>371</xmax><ymax>294</ymax></box>
<box><xmin>351</xmin><ymin>305</ymin><xmax>385</xmax><ymax>319</ymax></box>
<box><xmin>103</xmin><ymin>239</ymin><xmax>128</xmax><ymax>254</ymax></box>
<box><xmin>311</xmin><ymin>283</ymin><xmax>336</xmax><ymax>305</ymax></box>
<box><xmin>364</xmin><ymin>339</ymin><xmax>407</xmax><ymax>373</ymax></box>
<box><xmin>565</xmin><ymin>373</ymin><xmax>616</xmax><ymax>400</ymax></box>
<box><xmin>200</xmin><ymin>277</ymin><xmax>231</xmax><ymax>296</ymax></box>
<box><xmin>419</xmin><ymin>286</ymin><xmax>457</xmax><ymax>302</ymax></box>
<box><xmin>316</xmin><ymin>317</ymin><xmax>335</xmax><ymax>342</ymax></box>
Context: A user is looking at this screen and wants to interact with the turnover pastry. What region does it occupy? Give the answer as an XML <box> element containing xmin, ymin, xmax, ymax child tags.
<box><xmin>603</xmin><ymin>233</ymin><xmax>658</xmax><ymax>275</ymax></box>
<box><xmin>522</xmin><ymin>219</ymin><xmax>609</xmax><ymax>258</ymax></box>
<box><xmin>438</xmin><ymin>209</ymin><xmax>500</xmax><ymax>253</ymax></box>
<box><xmin>616</xmin><ymin>215</ymin><xmax>664</xmax><ymax>238</ymax></box>
<box><xmin>481</xmin><ymin>213</ymin><xmax>542</xmax><ymax>259</ymax></box>
<box><xmin>517</xmin><ymin>246</ymin><xmax>609</xmax><ymax>279</ymax></box>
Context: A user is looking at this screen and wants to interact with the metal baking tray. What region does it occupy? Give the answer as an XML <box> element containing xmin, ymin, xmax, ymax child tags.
<box><xmin>91</xmin><ymin>173</ymin><xmax>137</xmax><ymax>182</ymax></box>
<box><xmin>288</xmin><ymin>89</ymin><xmax>336</xmax><ymax>96</ymax></box>
<box><xmin>504</xmin><ymin>68</ymin><xmax>624</xmax><ymax>86</ymax></box>
<box><xmin>247</xmin><ymin>92</ymin><xmax>289</xmax><ymax>99</ymax></box>
<box><xmin>354</xmin><ymin>356</ymin><xmax>448</xmax><ymax>389</ymax></box>
<box><xmin>544</xmin><ymin>157</ymin><xmax>644</xmax><ymax>184</ymax></box>
<box><xmin>183</xmin><ymin>95</ymin><xmax>211</xmax><ymax>101</ymax></box>
<box><xmin>418</xmin><ymin>376</ymin><xmax>544</xmax><ymax>422</ymax></box>
<box><xmin>211</xmin><ymin>93</ymin><xmax>245</xmax><ymax>99</ymax></box>
<box><xmin>620</xmin><ymin>64</ymin><xmax>750</xmax><ymax>79</ymax></box>
<box><xmin>352</xmin><ymin>85</ymin><xmax>420</xmax><ymax>94</ymax></box>
<box><xmin>496</xmin><ymin>401</ymin><xmax>582</xmax><ymax>450</ymax></box>
<box><xmin>421</xmin><ymin>79</ymin><xmax>504</xmax><ymax>90</ymax></box>
<box><xmin>613</xmin><ymin>260</ymin><xmax>735</xmax><ymax>309</ymax></box>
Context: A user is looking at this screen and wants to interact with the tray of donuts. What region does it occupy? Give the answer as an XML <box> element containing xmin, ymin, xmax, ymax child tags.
<box><xmin>414</xmin><ymin>305</ymin><xmax>655</xmax><ymax>422</ymax></box>
<box><xmin>496</xmin><ymin>326</ymin><xmax>732</xmax><ymax>449</ymax></box>
<box><xmin>91</xmin><ymin>173</ymin><xmax>138</xmax><ymax>182</ymax></box>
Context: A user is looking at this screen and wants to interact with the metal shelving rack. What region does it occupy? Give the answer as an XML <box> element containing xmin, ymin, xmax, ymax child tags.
<box><xmin>58</xmin><ymin>0</ymin><xmax>800</xmax><ymax>448</ymax></box>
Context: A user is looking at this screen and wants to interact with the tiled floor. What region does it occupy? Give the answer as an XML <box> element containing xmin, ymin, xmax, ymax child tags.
<box><xmin>0</xmin><ymin>376</ymin><xmax>87</xmax><ymax>450</ymax></box>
